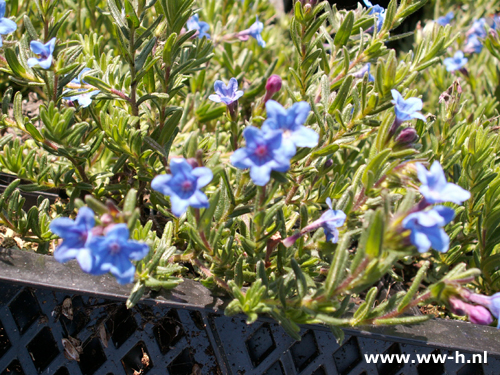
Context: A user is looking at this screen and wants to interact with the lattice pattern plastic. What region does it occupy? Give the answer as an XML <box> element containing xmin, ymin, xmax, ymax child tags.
<box><xmin>0</xmin><ymin>282</ymin><xmax>498</xmax><ymax>375</ymax></box>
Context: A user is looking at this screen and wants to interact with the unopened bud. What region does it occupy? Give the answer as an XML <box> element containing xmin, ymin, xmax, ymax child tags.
<box><xmin>324</xmin><ymin>159</ymin><xmax>333</xmax><ymax>169</ymax></box>
<box><xmin>469</xmin><ymin>305</ymin><xmax>493</xmax><ymax>325</ymax></box>
<box><xmin>186</xmin><ymin>158</ymin><xmax>199</xmax><ymax>169</ymax></box>
<box><xmin>264</xmin><ymin>75</ymin><xmax>282</xmax><ymax>103</ymax></box>
<box><xmin>395</xmin><ymin>128</ymin><xmax>418</xmax><ymax>145</ymax></box>
<box><xmin>266</xmin><ymin>75</ymin><xmax>282</xmax><ymax>94</ymax></box>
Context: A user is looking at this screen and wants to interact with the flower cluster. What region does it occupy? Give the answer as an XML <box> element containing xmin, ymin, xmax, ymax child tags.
<box><xmin>50</xmin><ymin>207</ymin><xmax>149</xmax><ymax>284</ymax></box>
<box><xmin>402</xmin><ymin>161</ymin><xmax>470</xmax><ymax>253</ymax></box>
<box><xmin>231</xmin><ymin>99</ymin><xmax>318</xmax><ymax>186</ymax></box>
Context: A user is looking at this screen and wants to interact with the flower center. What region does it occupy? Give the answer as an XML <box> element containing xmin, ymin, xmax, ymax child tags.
<box><xmin>255</xmin><ymin>145</ymin><xmax>268</xmax><ymax>157</ymax></box>
<box><xmin>110</xmin><ymin>242</ymin><xmax>121</xmax><ymax>254</ymax></box>
<box><xmin>181</xmin><ymin>180</ymin><xmax>193</xmax><ymax>191</ymax></box>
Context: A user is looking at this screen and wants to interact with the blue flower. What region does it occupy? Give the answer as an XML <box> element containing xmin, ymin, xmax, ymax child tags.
<box><xmin>363</xmin><ymin>0</ymin><xmax>385</xmax><ymax>31</ymax></box>
<box><xmin>208</xmin><ymin>78</ymin><xmax>244</xmax><ymax>105</ymax></box>
<box><xmin>237</xmin><ymin>17</ymin><xmax>266</xmax><ymax>47</ymax></box>
<box><xmin>27</xmin><ymin>37</ymin><xmax>56</xmax><ymax>69</ymax></box>
<box><xmin>262</xmin><ymin>100</ymin><xmax>318</xmax><ymax>150</ymax></box>
<box><xmin>152</xmin><ymin>158</ymin><xmax>213</xmax><ymax>217</ymax></box>
<box><xmin>85</xmin><ymin>224</ymin><xmax>149</xmax><ymax>284</ymax></box>
<box><xmin>0</xmin><ymin>0</ymin><xmax>17</xmax><ymax>48</ymax></box>
<box><xmin>231</xmin><ymin>126</ymin><xmax>295</xmax><ymax>186</ymax></box>
<box><xmin>353</xmin><ymin>63</ymin><xmax>375</xmax><ymax>82</ymax></box>
<box><xmin>50</xmin><ymin>206</ymin><xmax>95</xmax><ymax>267</ymax></box>
<box><xmin>436</xmin><ymin>11</ymin><xmax>453</xmax><ymax>26</ymax></box>
<box><xmin>186</xmin><ymin>14</ymin><xmax>210</xmax><ymax>39</ymax></box>
<box><xmin>467</xmin><ymin>18</ymin><xmax>486</xmax><ymax>38</ymax></box>
<box><xmin>63</xmin><ymin>68</ymin><xmax>100</xmax><ymax>108</ymax></box>
<box><xmin>403</xmin><ymin>206</ymin><xmax>455</xmax><ymax>253</ymax></box>
<box><xmin>416</xmin><ymin>161</ymin><xmax>471</xmax><ymax>205</ymax></box>
<box><xmin>463</xmin><ymin>35</ymin><xmax>482</xmax><ymax>54</ymax></box>
<box><xmin>443</xmin><ymin>50</ymin><xmax>468</xmax><ymax>72</ymax></box>
<box><xmin>391</xmin><ymin>89</ymin><xmax>426</xmax><ymax>123</ymax></box>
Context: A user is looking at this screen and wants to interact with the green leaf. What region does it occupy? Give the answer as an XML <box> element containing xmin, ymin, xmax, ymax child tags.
<box><xmin>365</xmin><ymin>208</ymin><xmax>384</xmax><ymax>258</ymax></box>
<box><xmin>311</xmin><ymin>144</ymin><xmax>339</xmax><ymax>159</ymax></box>
<box><xmin>325</xmin><ymin>233</ymin><xmax>350</xmax><ymax>297</ymax></box>
<box><xmin>333</xmin><ymin>11</ymin><xmax>353</xmax><ymax>48</ymax></box>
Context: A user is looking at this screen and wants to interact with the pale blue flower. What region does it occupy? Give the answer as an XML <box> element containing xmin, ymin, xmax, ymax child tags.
<box><xmin>283</xmin><ymin>198</ymin><xmax>346</xmax><ymax>246</ymax></box>
<box><xmin>443</xmin><ymin>51</ymin><xmax>468</xmax><ymax>72</ymax></box>
<box><xmin>27</xmin><ymin>37</ymin><xmax>56</xmax><ymax>69</ymax></box>
<box><xmin>353</xmin><ymin>63</ymin><xmax>375</xmax><ymax>82</ymax></box>
<box><xmin>186</xmin><ymin>14</ymin><xmax>210</xmax><ymax>39</ymax></box>
<box><xmin>463</xmin><ymin>35</ymin><xmax>482</xmax><ymax>54</ymax></box>
<box><xmin>363</xmin><ymin>0</ymin><xmax>385</xmax><ymax>31</ymax></box>
<box><xmin>151</xmin><ymin>158</ymin><xmax>213</xmax><ymax>217</ymax></box>
<box><xmin>416</xmin><ymin>161</ymin><xmax>471</xmax><ymax>204</ymax></box>
<box><xmin>0</xmin><ymin>0</ymin><xmax>17</xmax><ymax>48</ymax></box>
<box><xmin>63</xmin><ymin>68</ymin><xmax>100</xmax><ymax>108</ymax></box>
<box><xmin>231</xmin><ymin>126</ymin><xmax>295</xmax><ymax>186</ymax></box>
<box><xmin>391</xmin><ymin>89</ymin><xmax>426</xmax><ymax>123</ymax></box>
<box><xmin>262</xmin><ymin>100</ymin><xmax>318</xmax><ymax>150</ymax></box>
<box><xmin>436</xmin><ymin>12</ymin><xmax>453</xmax><ymax>26</ymax></box>
<box><xmin>237</xmin><ymin>17</ymin><xmax>266</xmax><ymax>47</ymax></box>
<box><xmin>84</xmin><ymin>224</ymin><xmax>149</xmax><ymax>284</ymax></box>
<box><xmin>467</xmin><ymin>18</ymin><xmax>486</xmax><ymax>38</ymax></box>
<box><xmin>209</xmin><ymin>78</ymin><xmax>244</xmax><ymax>105</ymax></box>
<box><xmin>318</xmin><ymin>198</ymin><xmax>347</xmax><ymax>243</ymax></box>
<box><xmin>403</xmin><ymin>206</ymin><xmax>455</xmax><ymax>253</ymax></box>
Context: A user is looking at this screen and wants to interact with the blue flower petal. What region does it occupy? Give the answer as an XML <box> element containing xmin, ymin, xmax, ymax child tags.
<box><xmin>0</xmin><ymin>18</ymin><xmax>16</xmax><ymax>35</ymax></box>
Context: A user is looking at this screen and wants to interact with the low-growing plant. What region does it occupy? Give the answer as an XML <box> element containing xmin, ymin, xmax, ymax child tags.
<box><xmin>1</xmin><ymin>0</ymin><xmax>500</xmax><ymax>340</ymax></box>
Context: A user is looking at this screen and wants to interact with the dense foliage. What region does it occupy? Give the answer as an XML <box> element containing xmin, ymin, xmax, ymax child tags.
<box><xmin>2</xmin><ymin>0</ymin><xmax>500</xmax><ymax>339</ymax></box>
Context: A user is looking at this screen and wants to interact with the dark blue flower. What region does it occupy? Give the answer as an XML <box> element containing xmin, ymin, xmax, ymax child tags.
<box><xmin>151</xmin><ymin>158</ymin><xmax>213</xmax><ymax>217</ymax></box>
<box><xmin>63</xmin><ymin>68</ymin><xmax>100</xmax><ymax>108</ymax></box>
<box><xmin>85</xmin><ymin>224</ymin><xmax>149</xmax><ymax>284</ymax></box>
<box><xmin>0</xmin><ymin>0</ymin><xmax>17</xmax><ymax>48</ymax></box>
<box><xmin>402</xmin><ymin>206</ymin><xmax>455</xmax><ymax>253</ymax></box>
<box><xmin>443</xmin><ymin>50</ymin><xmax>468</xmax><ymax>72</ymax></box>
<box><xmin>262</xmin><ymin>100</ymin><xmax>318</xmax><ymax>150</ymax></box>
<box><xmin>416</xmin><ymin>161</ymin><xmax>471</xmax><ymax>204</ymax></box>
<box><xmin>391</xmin><ymin>89</ymin><xmax>426</xmax><ymax>123</ymax></box>
<box><xmin>231</xmin><ymin>126</ymin><xmax>295</xmax><ymax>186</ymax></box>
<box><xmin>363</xmin><ymin>0</ymin><xmax>385</xmax><ymax>31</ymax></box>
<box><xmin>467</xmin><ymin>18</ymin><xmax>486</xmax><ymax>38</ymax></box>
<box><xmin>27</xmin><ymin>37</ymin><xmax>56</xmax><ymax>69</ymax></box>
<box><xmin>237</xmin><ymin>17</ymin><xmax>266</xmax><ymax>47</ymax></box>
<box><xmin>186</xmin><ymin>14</ymin><xmax>210</xmax><ymax>39</ymax></box>
<box><xmin>353</xmin><ymin>63</ymin><xmax>375</xmax><ymax>82</ymax></box>
<box><xmin>436</xmin><ymin>11</ymin><xmax>453</xmax><ymax>26</ymax></box>
<box><xmin>50</xmin><ymin>207</ymin><xmax>95</xmax><ymax>267</ymax></box>
<box><xmin>463</xmin><ymin>35</ymin><xmax>482</xmax><ymax>54</ymax></box>
<box><xmin>208</xmin><ymin>78</ymin><xmax>244</xmax><ymax>105</ymax></box>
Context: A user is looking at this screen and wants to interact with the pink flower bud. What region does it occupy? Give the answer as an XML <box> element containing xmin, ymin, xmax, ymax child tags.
<box><xmin>469</xmin><ymin>305</ymin><xmax>493</xmax><ymax>325</ymax></box>
<box><xmin>186</xmin><ymin>158</ymin><xmax>199</xmax><ymax>169</ymax></box>
<box><xmin>266</xmin><ymin>75</ymin><xmax>282</xmax><ymax>95</ymax></box>
<box><xmin>395</xmin><ymin>128</ymin><xmax>418</xmax><ymax>145</ymax></box>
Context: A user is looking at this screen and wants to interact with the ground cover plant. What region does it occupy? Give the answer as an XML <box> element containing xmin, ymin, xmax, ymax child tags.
<box><xmin>1</xmin><ymin>0</ymin><xmax>500</xmax><ymax>341</ymax></box>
